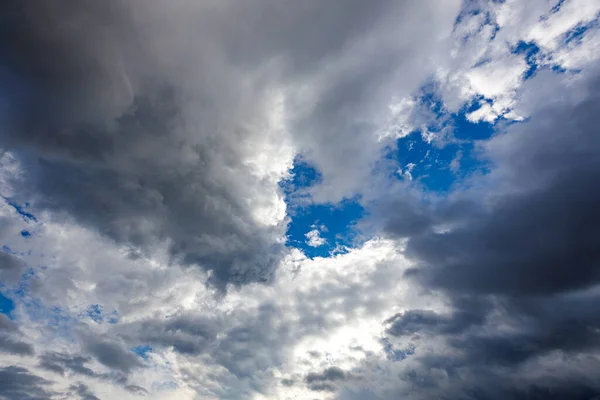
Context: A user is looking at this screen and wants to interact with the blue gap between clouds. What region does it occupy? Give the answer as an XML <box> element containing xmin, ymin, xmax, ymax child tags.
<box><xmin>281</xmin><ymin>159</ymin><xmax>364</xmax><ymax>258</ymax></box>
<box><xmin>132</xmin><ymin>345</ymin><xmax>153</xmax><ymax>359</ymax></box>
<box><xmin>381</xmin><ymin>337</ymin><xmax>416</xmax><ymax>362</ymax></box>
<box><xmin>394</xmin><ymin>88</ymin><xmax>493</xmax><ymax>193</ymax></box>
<box><xmin>282</xmin><ymin>85</ymin><xmax>498</xmax><ymax>251</ymax></box>
<box><xmin>0</xmin><ymin>244</ymin><xmax>17</xmax><ymax>319</ymax></box>
<box><xmin>550</xmin><ymin>0</ymin><xmax>567</xmax><ymax>14</ymax></box>
<box><xmin>86</xmin><ymin>304</ymin><xmax>119</xmax><ymax>324</ymax></box>
<box><xmin>454</xmin><ymin>3</ymin><xmax>500</xmax><ymax>42</ymax></box>
<box><xmin>1</xmin><ymin>196</ymin><xmax>38</xmax><ymax>222</ymax></box>
<box><xmin>512</xmin><ymin>17</ymin><xmax>599</xmax><ymax>78</ymax></box>
<box><xmin>1</xmin><ymin>198</ymin><xmax>122</xmax><ymax>333</ymax></box>
<box><xmin>0</xmin><ymin>291</ymin><xmax>15</xmax><ymax>317</ymax></box>
<box><xmin>0</xmin><ymin>198</ymin><xmax>37</xmax><ymax>320</ymax></box>
<box><xmin>513</xmin><ymin>40</ymin><xmax>541</xmax><ymax>80</ymax></box>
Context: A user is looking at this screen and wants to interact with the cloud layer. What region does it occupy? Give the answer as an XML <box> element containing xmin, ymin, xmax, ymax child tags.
<box><xmin>1</xmin><ymin>0</ymin><xmax>600</xmax><ymax>399</ymax></box>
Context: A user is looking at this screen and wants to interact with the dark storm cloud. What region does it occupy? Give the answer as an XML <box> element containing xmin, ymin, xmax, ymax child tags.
<box><xmin>0</xmin><ymin>0</ymin><xmax>289</xmax><ymax>289</ymax></box>
<box><xmin>0</xmin><ymin>366</ymin><xmax>53</xmax><ymax>400</ymax></box>
<box><xmin>376</xmin><ymin>71</ymin><xmax>600</xmax><ymax>297</ymax></box>
<box><xmin>364</xmin><ymin>290</ymin><xmax>600</xmax><ymax>400</ymax></box>
<box><xmin>365</xmin><ymin>70</ymin><xmax>600</xmax><ymax>399</ymax></box>
<box><xmin>387</xmin><ymin>293</ymin><xmax>600</xmax><ymax>365</ymax></box>
<box><xmin>498</xmin><ymin>385</ymin><xmax>600</xmax><ymax>400</ymax></box>
<box><xmin>385</xmin><ymin>299</ymin><xmax>487</xmax><ymax>338</ymax></box>
<box><xmin>388</xmin><ymin>74</ymin><xmax>600</xmax><ymax>297</ymax></box>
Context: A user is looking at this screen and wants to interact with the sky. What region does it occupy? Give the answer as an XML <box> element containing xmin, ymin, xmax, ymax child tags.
<box><xmin>0</xmin><ymin>0</ymin><xmax>600</xmax><ymax>399</ymax></box>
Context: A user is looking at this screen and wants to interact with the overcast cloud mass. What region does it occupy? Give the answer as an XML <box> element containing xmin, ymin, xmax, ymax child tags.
<box><xmin>1</xmin><ymin>0</ymin><xmax>600</xmax><ymax>398</ymax></box>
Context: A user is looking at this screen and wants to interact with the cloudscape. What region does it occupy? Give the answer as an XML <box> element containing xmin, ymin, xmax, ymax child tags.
<box><xmin>1</xmin><ymin>1</ymin><xmax>600</xmax><ymax>399</ymax></box>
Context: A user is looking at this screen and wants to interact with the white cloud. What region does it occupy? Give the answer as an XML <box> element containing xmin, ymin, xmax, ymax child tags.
<box><xmin>305</xmin><ymin>228</ymin><xmax>327</xmax><ymax>248</ymax></box>
<box><xmin>526</xmin><ymin>0</ymin><xmax>600</xmax><ymax>51</ymax></box>
<box><xmin>433</xmin><ymin>0</ymin><xmax>600</xmax><ymax>123</ymax></box>
<box><xmin>466</xmin><ymin>102</ymin><xmax>498</xmax><ymax>123</ymax></box>
<box><xmin>0</xmin><ymin>166</ymin><xmax>444</xmax><ymax>397</ymax></box>
<box><xmin>398</xmin><ymin>163</ymin><xmax>417</xmax><ymax>181</ymax></box>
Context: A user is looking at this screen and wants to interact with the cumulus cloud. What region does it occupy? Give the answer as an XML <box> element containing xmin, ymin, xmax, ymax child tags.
<box><xmin>1</xmin><ymin>0</ymin><xmax>600</xmax><ymax>399</ymax></box>
<box><xmin>0</xmin><ymin>0</ymin><xmax>294</xmax><ymax>289</ymax></box>
<box><xmin>306</xmin><ymin>228</ymin><xmax>327</xmax><ymax>247</ymax></box>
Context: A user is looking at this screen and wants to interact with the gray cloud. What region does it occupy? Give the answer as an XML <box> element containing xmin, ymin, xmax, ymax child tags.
<box><xmin>4</xmin><ymin>1</ymin><xmax>600</xmax><ymax>399</ymax></box>
<box><xmin>0</xmin><ymin>335</ymin><xmax>34</xmax><ymax>356</ymax></box>
<box><xmin>121</xmin><ymin>315</ymin><xmax>219</xmax><ymax>356</ymax></box>
<box><xmin>286</xmin><ymin>1</ymin><xmax>461</xmax><ymax>203</ymax></box>
<box><xmin>0</xmin><ymin>314</ymin><xmax>34</xmax><ymax>355</ymax></box>
<box><xmin>402</xmin><ymin>73</ymin><xmax>600</xmax><ymax>296</ymax></box>
<box><xmin>84</xmin><ymin>338</ymin><xmax>142</xmax><ymax>375</ymax></box>
<box><xmin>0</xmin><ymin>252</ymin><xmax>26</xmax><ymax>284</ymax></box>
<box><xmin>122</xmin><ymin>303</ymin><xmax>292</xmax><ymax>381</ymax></box>
<box><xmin>124</xmin><ymin>384</ymin><xmax>148</xmax><ymax>396</ymax></box>
<box><xmin>365</xmin><ymin>69</ymin><xmax>600</xmax><ymax>399</ymax></box>
<box><xmin>0</xmin><ymin>0</ymin><xmax>291</xmax><ymax>289</ymax></box>
<box><xmin>385</xmin><ymin>301</ymin><xmax>487</xmax><ymax>338</ymax></box>
<box><xmin>69</xmin><ymin>383</ymin><xmax>100</xmax><ymax>400</ymax></box>
<box><xmin>305</xmin><ymin>366</ymin><xmax>347</xmax><ymax>392</ymax></box>
<box><xmin>39</xmin><ymin>352</ymin><xmax>97</xmax><ymax>377</ymax></box>
<box><xmin>0</xmin><ymin>366</ymin><xmax>53</xmax><ymax>400</ymax></box>
<box><xmin>0</xmin><ymin>314</ymin><xmax>18</xmax><ymax>333</ymax></box>
<box><xmin>0</xmin><ymin>0</ymin><xmax>463</xmax><ymax>289</ymax></box>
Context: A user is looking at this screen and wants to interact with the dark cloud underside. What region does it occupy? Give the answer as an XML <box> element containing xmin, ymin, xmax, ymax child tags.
<box><xmin>371</xmin><ymin>70</ymin><xmax>600</xmax><ymax>400</ymax></box>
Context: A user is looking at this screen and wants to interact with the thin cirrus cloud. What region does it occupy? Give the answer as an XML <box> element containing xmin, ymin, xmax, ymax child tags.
<box><xmin>0</xmin><ymin>0</ymin><xmax>599</xmax><ymax>399</ymax></box>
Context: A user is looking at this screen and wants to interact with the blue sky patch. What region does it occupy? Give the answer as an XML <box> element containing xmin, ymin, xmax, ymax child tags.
<box><xmin>279</xmin><ymin>157</ymin><xmax>321</xmax><ymax>201</ymax></box>
<box><xmin>513</xmin><ymin>40</ymin><xmax>541</xmax><ymax>79</ymax></box>
<box><xmin>564</xmin><ymin>23</ymin><xmax>590</xmax><ymax>45</ymax></box>
<box><xmin>85</xmin><ymin>304</ymin><xmax>119</xmax><ymax>324</ymax></box>
<box><xmin>1</xmin><ymin>197</ymin><xmax>38</xmax><ymax>222</ymax></box>
<box><xmin>48</xmin><ymin>306</ymin><xmax>73</xmax><ymax>329</ymax></box>
<box><xmin>381</xmin><ymin>338</ymin><xmax>416</xmax><ymax>362</ymax></box>
<box><xmin>392</xmin><ymin>89</ymin><xmax>494</xmax><ymax>193</ymax></box>
<box><xmin>132</xmin><ymin>344</ymin><xmax>153</xmax><ymax>360</ymax></box>
<box><xmin>396</xmin><ymin>133</ymin><xmax>454</xmax><ymax>191</ymax></box>
<box><xmin>453</xmin><ymin>107</ymin><xmax>495</xmax><ymax>141</ymax></box>
<box><xmin>286</xmin><ymin>199</ymin><xmax>364</xmax><ymax>258</ymax></box>
<box><xmin>282</xmin><ymin>158</ymin><xmax>365</xmax><ymax>258</ymax></box>
<box><xmin>0</xmin><ymin>291</ymin><xmax>15</xmax><ymax>317</ymax></box>
<box><xmin>550</xmin><ymin>0</ymin><xmax>566</xmax><ymax>14</ymax></box>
